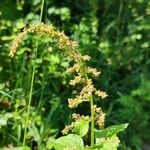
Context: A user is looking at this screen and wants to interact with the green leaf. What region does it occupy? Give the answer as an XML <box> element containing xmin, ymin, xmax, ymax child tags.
<box><xmin>50</xmin><ymin>55</ymin><xmax>60</xmax><ymax>64</ymax></box>
<box><xmin>94</xmin><ymin>136</ymin><xmax>120</xmax><ymax>150</ymax></box>
<box><xmin>95</xmin><ymin>123</ymin><xmax>128</xmax><ymax>142</ymax></box>
<box><xmin>46</xmin><ymin>137</ymin><xmax>56</xmax><ymax>150</ymax></box>
<box><xmin>0</xmin><ymin>116</ymin><xmax>7</xmax><ymax>126</ymax></box>
<box><xmin>85</xmin><ymin>136</ymin><xmax>120</xmax><ymax>150</ymax></box>
<box><xmin>72</xmin><ymin>119</ymin><xmax>90</xmax><ymax>137</ymax></box>
<box><xmin>95</xmin><ymin>123</ymin><xmax>128</xmax><ymax>149</ymax></box>
<box><xmin>53</xmin><ymin>134</ymin><xmax>84</xmax><ymax>150</ymax></box>
<box><xmin>0</xmin><ymin>90</ymin><xmax>12</xmax><ymax>99</ymax></box>
<box><xmin>28</xmin><ymin>124</ymin><xmax>40</xmax><ymax>142</ymax></box>
<box><xmin>0</xmin><ymin>146</ymin><xmax>30</xmax><ymax>150</ymax></box>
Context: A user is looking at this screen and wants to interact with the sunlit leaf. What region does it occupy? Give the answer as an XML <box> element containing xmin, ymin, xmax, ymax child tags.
<box><xmin>72</xmin><ymin>119</ymin><xmax>90</xmax><ymax>137</ymax></box>
<box><xmin>0</xmin><ymin>116</ymin><xmax>7</xmax><ymax>126</ymax></box>
<box><xmin>53</xmin><ymin>134</ymin><xmax>84</xmax><ymax>150</ymax></box>
<box><xmin>95</xmin><ymin>123</ymin><xmax>128</xmax><ymax>143</ymax></box>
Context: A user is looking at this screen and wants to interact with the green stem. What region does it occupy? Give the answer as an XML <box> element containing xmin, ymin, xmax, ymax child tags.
<box><xmin>22</xmin><ymin>0</ymin><xmax>45</xmax><ymax>148</ymax></box>
<box><xmin>22</xmin><ymin>67</ymin><xmax>35</xmax><ymax>148</ymax></box>
<box><xmin>84</xmin><ymin>72</ymin><xmax>95</xmax><ymax>147</ymax></box>
<box><xmin>90</xmin><ymin>95</ymin><xmax>95</xmax><ymax>147</ymax></box>
<box><xmin>40</xmin><ymin>0</ymin><xmax>44</xmax><ymax>22</ymax></box>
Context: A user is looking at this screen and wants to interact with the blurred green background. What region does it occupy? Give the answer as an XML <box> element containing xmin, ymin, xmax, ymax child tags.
<box><xmin>0</xmin><ymin>0</ymin><xmax>150</xmax><ymax>149</ymax></box>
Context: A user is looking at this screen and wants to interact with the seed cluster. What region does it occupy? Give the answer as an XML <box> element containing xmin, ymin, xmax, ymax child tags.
<box><xmin>62</xmin><ymin>113</ymin><xmax>89</xmax><ymax>135</ymax></box>
<box><xmin>67</xmin><ymin>71</ymin><xmax>107</xmax><ymax>109</ymax></box>
<box><xmin>10</xmin><ymin>23</ymin><xmax>78</xmax><ymax>58</ymax></box>
<box><xmin>9</xmin><ymin>23</ymin><xmax>108</xmax><ymax>136</ymax></box>
<box><xmin>94</xmin><ymin>105</ymin><xmax>105</xmax><ymax>128</ymax></box>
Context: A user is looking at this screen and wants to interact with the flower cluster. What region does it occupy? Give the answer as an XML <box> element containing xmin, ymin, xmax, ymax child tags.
<box><xmin>62</xmin><ymin>123</ymin><xmax>74</xmax><ymax>135</ymax></box>
<box><xmin>9</xmin><ymin>23</ymin><xmax>108</xmax><ymax>139</ymax></box>
<box><xmin>68</xmin><ymin>79</ymin><xmax>95</xmax><ymax>108</ymax></box>
<box><xmin>69</xmin><ymin>75</ymin><xmax>86</xmax><ymax>86</ymax></box>
<box><xmin>66</xmin><ymin>63</ymin><xmax>81</xmax><ymax>73</ymax></box>
<box><xmin>68</xmin><ymin>74</ymin><xmax>107</xmax><ymax>109</ymax></box>
<box><xmin>62</xmin><ymin>113</ymin><xmax>89</xmax><ymax>135</ymax></box>
<box><xmin>87</xmin><ymin>67</ymin><xmax>101</xmax><ymax>77</ymax></box>
<box><xmin>72</xmin><ymin>113</ymin><xmax>89</xmax><ymax>122</ymax></box>
<box><xmin>65</xmin><ymin>39</ymin><xmax>108</xmax><ymax>133</ymax></box>
<box><xmin>95</xmin><ymin>90</ymin><xmax>108</xmax><ymax>99</ymax></box>
<box><xmin>94</xmin><ymin>105</ymin><xmax>105</xmax><ymax>128</ymax></box>
<box><xmin>9</xmin><ymin>23</ymin><xmax>78</xmax><ymax>58</ymax></box>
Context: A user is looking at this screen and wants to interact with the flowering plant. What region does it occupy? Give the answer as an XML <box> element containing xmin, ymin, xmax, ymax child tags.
<box><xmin>10</xmin><ymin>23</ymin><xmax>128</xmax><ymax>150</ymax></box>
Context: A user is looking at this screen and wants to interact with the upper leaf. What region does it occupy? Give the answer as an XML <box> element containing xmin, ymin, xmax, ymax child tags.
<box><xmin>72</xmin><ymin>119</ymin><xmax>90</xmax><ymax>137</ymax></box>
<box><xmin>85</xmin><ymin>136</ymin><xmax>120</xmax><ymax>150</ymax></box>
<box><xmin>95</xmin><ymin>123</ymin><xmax>128</xmax><ymax>140</ymax></box>
<box><xmin>95</xmin><ymin>123</ymin><xmax>128</xmax><ymax>149</ymax></box>
<box><xmin>53</xmin><ymin>134</ymin><xmax>84</xmax><ymax>150</ymax></box>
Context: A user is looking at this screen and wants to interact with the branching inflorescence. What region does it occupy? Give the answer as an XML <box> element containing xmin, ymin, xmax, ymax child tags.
<box><xmin>9</xmin><ymin>23</ymin><xmax>108</xmax><ymax>146</ymax></box>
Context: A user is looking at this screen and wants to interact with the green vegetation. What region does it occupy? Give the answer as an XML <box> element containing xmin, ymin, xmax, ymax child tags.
<box><xmin>0</xmin><ymin>0</ymin><xmax>149</xmax><ymax>149</ymax></box>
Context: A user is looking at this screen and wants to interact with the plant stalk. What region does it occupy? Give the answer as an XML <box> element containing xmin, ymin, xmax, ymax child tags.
<box><xmin>90</xmin><ymin>95</ymin><xmax>95</xmax><ymax>147</ymax></box>
<box><xmin>22</xmin><ymin>0</ymin><xmax>45</xmax><ymax>148</ymax></box>
<box><xmin>40</xmin><ymin>0</ymin><xmax>44</xmax><ymax>22</ymax></box>
<box><xmin>22</xmin><ymin>67</ymin><xmax>35</xmax><ymax>148</ymax></box>
<box><xmin>84</xmin><ymin>72</ymin><xmax>95</xmax><ymax>147</ymax></box>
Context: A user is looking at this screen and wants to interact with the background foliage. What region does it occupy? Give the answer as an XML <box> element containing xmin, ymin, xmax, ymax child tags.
<box><xmin>0</xmin><ymin>0</ymin><xmax>150</xmax><ymax>149</ymax></box>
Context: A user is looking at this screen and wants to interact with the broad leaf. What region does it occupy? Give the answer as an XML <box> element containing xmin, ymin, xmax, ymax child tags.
<box><xmin>28</xmin><ymin>124</ymin><xmax>40</xmax><ymax>142</ymax></box>
<box><xmin>0</xmin><ymin>146</ymin><xmax>30</xmax><ymax>150</ymax></box>
<box><xmin>95</xmin><ymin>123</ymin><xmax>128</xmax><ymax>141</ymax></box>
<box><xmin>46</xmin><ymin>137</ymin><xmax>56</xmax><ymax>150</ymax></box>
<box><xmin>0</xmin><ymin>116</ymin><xmax>7</xmax><ymax>126</ymax></box>
<box><xmin>72</xmin><ymin>119</ymin><xmax>90</xmax><ymax>137</ymax></box>
<box><xmin>91</xmin><ymin>136</ymin><xmax>120</xmax><ymax>150</ymax></box>
<box><xmin>53</xmin><ymin>134</ymin><xmax>84</xmax><ymax>150</ymax></box>
<box><xmin>95</xmin><ymin>123</ymin><xmax>128</xmax><ymax>149</ymax></box>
